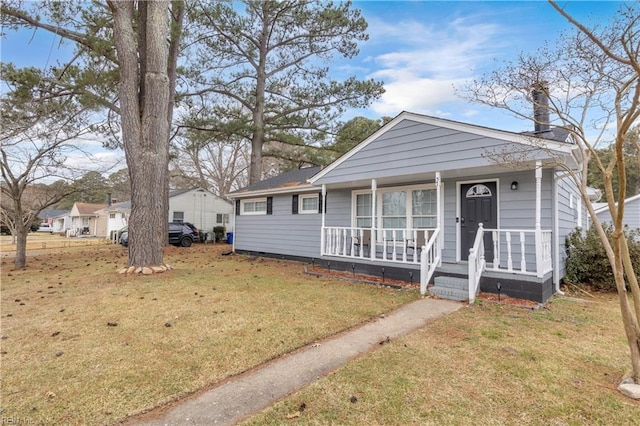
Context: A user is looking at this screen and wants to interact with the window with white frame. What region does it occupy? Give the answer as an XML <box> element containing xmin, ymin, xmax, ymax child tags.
<box><xmin>241</xmin><ymin>198</ymin><xmax>267</xmax><ymax>215</ymax></box>
<box><xmin>173</xmin><ymin>211</ymin><xmax>184</xmax><ymax>222</ymax></box>
<box><xmin>299</xmin><ymin>194</ymin><xmax>319</xmax><ymax>214</ymax></box>
<box><xmin>412</xmin><ymin>189</ymin><xmax>437</xmax><ymax>228</ymax></box>
<box><xmin>355</xmin><ymin>192</ymin><xmax>372</xmax><ymax>227</ymax></box>
<box><xmin>109</xmin><ymin>213</ymin><xmax>116</xmax><ymax>219</ymax></box>
<box><xmin>352</xmin><ymin>184</ymin><xmax>437</xmax><ymax>231</ymax></box>
<box><xmin>382</xmin><ymin>191</ymin><xmax>407</xmax><ymax>229</ymax></box>
<box><xmin>216</xmin><ymin>213</ymin><xmax>229</xmax><ymax>224</ymax></box>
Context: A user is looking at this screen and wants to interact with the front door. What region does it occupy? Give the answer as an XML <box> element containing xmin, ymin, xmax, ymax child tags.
<box><xmin>460</xmin><ymin>182</ymin><xmax>497</xmax><ymax>261</ymax></box>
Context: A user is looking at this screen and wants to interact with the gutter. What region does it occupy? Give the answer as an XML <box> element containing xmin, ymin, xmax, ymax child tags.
<box><xmin>227</xmin><ymin>184</ymin><xmax>319</xmax><ymax>199</ymax></box>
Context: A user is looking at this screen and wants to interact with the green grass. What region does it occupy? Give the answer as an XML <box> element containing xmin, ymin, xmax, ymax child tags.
<box><xmin>243</xmin><ymin>295</ymin><xmax>640</xmax><ymax>425</ymax></box>
<box><xmin>0</xmin><ymin>244</ymin><xmax>416</xmax><ymax>425</ymax></box>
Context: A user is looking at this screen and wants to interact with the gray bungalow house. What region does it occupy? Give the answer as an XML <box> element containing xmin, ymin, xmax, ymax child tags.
<box><xmin>229</xmin><ymin>111</ymin><xmax>586</xmax><ymax>303</ymax></box>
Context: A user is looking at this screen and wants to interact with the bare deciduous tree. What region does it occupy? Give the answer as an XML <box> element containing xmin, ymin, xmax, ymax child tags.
<box><xmin>464</xmin><ymin>1</ymin><xmax>640</xmax><ymax>386</ymax></box>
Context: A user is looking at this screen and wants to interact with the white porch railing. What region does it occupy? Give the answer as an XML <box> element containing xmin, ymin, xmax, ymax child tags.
<box><xmin>419</xmin><ymin>227</ymin><xmax>441</xmax><ymax>295</ymax></box>
<box><xmin>321</xmin><ymin>227</ymin><xmax>437</xmax><ymax>264</ymax></box>
<box><xmin>468</xmin><ymin>224</ymin><xmax>486</xmax><ymax>303</ymax></box>
<box><xmin>484</xmin><ymin>228</ymin><xmax>552</xmax><ymax>277</ymax></box>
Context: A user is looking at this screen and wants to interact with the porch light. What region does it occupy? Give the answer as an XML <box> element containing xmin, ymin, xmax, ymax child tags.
<box><xmin>511</xmin><ymin>181</ymin><xmax>518</xmax><ymax>190</ymax></box>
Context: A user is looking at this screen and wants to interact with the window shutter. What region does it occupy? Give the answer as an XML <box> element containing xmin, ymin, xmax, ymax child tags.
<box><xmin>235</xmin><ymin>200</ymin><xmax>240</xmax><ymax>216</ymax></box>
<box><xmin>266</xmin><ymin>197</ymin><xmax>273</xmax><ymax>215</ymax></box>
<box><xmin>292</xmin><ymin>195</ymin><xmax>299</xmax><ymax>214</ymax></box>
<box><xmin>318</xmin><ymin>192</ymin><xmax>325</xmax><ymax>213</ymax></box>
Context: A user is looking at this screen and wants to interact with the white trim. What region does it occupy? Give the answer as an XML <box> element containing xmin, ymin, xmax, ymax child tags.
<box><xmin>299</xmin><ymin>194</ymin><xmax>319</xmax><ymax>214</ymax></box>
<box><xmin>593</xmin><ymin>193</ymin><xmax>640</xmax><ymax>214</ymax></box>
<box><xmin>228</xmin><ymin>184</ymin><xmax>318</xmax><ymax>199</ymax></box>
<box><xmin>240</xmin><ymin>197</ymin><xmax>268</xmax><ymax>215</ymax></box>
<box><xmin>456</xmin><ymin>178</ymin><xmax>500</xmax><ymax>262</ymax></box>
<box><xmin>310</xmin><ymin>111</ymin><xmax>576</xmax><ymax>185</ymax></box>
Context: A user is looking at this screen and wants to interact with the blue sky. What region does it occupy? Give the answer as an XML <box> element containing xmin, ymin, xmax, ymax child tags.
<box><xmin>0</xmin><ymin>0</ymin><xmax>627</xmax><ymax>163</ymax></box>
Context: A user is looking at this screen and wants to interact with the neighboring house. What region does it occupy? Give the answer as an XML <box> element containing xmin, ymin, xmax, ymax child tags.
<box><xmin>229</xmin><ymin>111</ymin><xmax>588</xmax><ymax>303</ymax></box>
<box><xmin>100</xmin><ymin>188</ymin><xmax>234</xmax><ymax>239</ymax></box>
<box><xmin>38</xmin><ymin>209</ymin><xmax>70</xmax><ymax>233</ymax></box>
<box><xmin>594</xmin><ymin>194</ymin><xmax>640</xmax><ymax>230</ymax></box>
<box><xmin>69</xmin><ymin>203</ymin><xmax>108</xmax><ymax>236</ymax></box>
<box><xmin>97</xmin><ymin>201</ymin><xmax>130</xmax><ymax>240</ymax></box>
<box><xmin>50</xmin><ymin>211</ymin><xmax>72</xmax><ymax>233</ymax></box>
<box><xmin>167</xmin><ymin>188</ymin><xmax>234</xmax><ymax>234</ymax></box>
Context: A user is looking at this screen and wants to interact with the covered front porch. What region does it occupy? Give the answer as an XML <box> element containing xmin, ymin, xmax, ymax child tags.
<box><xmin>318</xmin><ymin>165</ymin><xmax>554</xmax><ymax>303</ymax></box>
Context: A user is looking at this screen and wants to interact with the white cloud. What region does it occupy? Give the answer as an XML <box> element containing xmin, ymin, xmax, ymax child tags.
<box><xmin>362</xmin><ymin>12</ymin><xmax>509</xmax><ymax>117</ymax></box>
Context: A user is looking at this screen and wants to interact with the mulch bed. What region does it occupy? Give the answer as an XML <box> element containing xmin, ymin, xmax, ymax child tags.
<box><xmin>305</xmin><ymin>266</ymin><xmax>541</xmax><ymax>308</ymax></box>
<box><xmin>305</xmin><ymin>266</ymin><xmax>419</xmax><ymax>290</ymax></box>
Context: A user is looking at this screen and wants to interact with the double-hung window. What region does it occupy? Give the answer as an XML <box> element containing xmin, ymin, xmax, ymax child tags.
<box><xmin>241</xmin><ymin>198</ymin><xmax>267</xmax><ymax>215</ymax></box>
<box><xmin>299</xmin><ymin>194</ymin><xmax>319</xmax><ymax>214</ymax></box>
<box><xmin>412</xmin><ymin>189</ymin><xmax>437</xmax><ymax>228</ymax></box>
<box><xmin>354</xmin><ymin>192</ymin><xmax>372</xmax><ymax>227</ymax></box>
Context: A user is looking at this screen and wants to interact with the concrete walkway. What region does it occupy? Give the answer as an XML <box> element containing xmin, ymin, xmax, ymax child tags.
<box><xmin>133</xmin><ymin>298</ymin><xmax>462</xmax><ymax>426</ymax></box>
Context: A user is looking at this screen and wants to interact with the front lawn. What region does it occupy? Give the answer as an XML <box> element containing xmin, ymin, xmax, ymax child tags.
<box><xmin>0</xmin><ymin>244</ymin><xmax>416</xmax><ymax>425</ymax></box>
<box><xmin>244</xmin><ymin>294</ymin><xmax>640</xmax><ymax>425</ymax></box>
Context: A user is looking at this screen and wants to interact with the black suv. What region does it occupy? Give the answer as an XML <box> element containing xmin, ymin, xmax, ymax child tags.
<box><xmin>119</xmin><ymin>222</ymin><xmax>199</xmax><ymax>247</ymax></box>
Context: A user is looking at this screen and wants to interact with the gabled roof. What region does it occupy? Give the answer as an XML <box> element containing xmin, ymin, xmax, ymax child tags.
<box><xmin>310</xmin><ymin>111</ymin><xmax>580</xmax><ymax>185</ymax></box>
<box><xmin>39</xmin><ymin>209</ymin><xmax>70</xmax><ymax>220</ymax></box>
<box><xmin>74</xmin><ymin>203</ymin><xmax>107</xmax><ymax>215</ymax></box>
<box><xmin>594</xmin><ymin>193</ymin><xmax>640</xmax><ymax>214</ymax></box>
<box><xmin>102</xmin><ymin>187</ymin><xmax>231</xmax><ymax>211</ymax></box>
<box><xmin>229</xmin><ymin>166</ymin><xmax>322</xmax><ymax>198</ymax></box>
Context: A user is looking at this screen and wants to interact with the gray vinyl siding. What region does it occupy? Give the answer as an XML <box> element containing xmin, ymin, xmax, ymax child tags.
<box><xmin>556</xmin><ymin>173</ymin><xmax>582</xmax><ymax>279</ymax></box>
<box><xmin>315</xmin><ymin>119</ymin><xmax>557</xmax><ymax>185</ymax></box>
<box><xmin>234</xmin><ymin>193</ymin><xmax>321</xmax><ymax>258</ymax></box>
<box><xmin>625</xmin><ymin>197</ymin><xmax>640</xmax><ymax>229</ymax></box>
<box><xmin>325</xmin><ymin>189</ymin><xmax>352</xmax><ymax>227</ymax></box>
<box><xmin>596</xmin><ymin>196</ymin><xmax>640</xmax><ymax>230</ymax></box>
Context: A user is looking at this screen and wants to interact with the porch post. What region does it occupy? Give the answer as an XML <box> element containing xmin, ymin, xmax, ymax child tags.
<box><xmin>321</xmin><ymin>184</ymin><xmax>326</xmax><ymax>256</ymax></box>
<box><xmin>435</xmin><ymin>172</ymin><xmax>442</xmax><ymax>265</ymax></box>
<box><xmin>371</xmin><ymin>179</ymin><xmax>377</xmax><ymax>260</ymax></box>
<box><xmin>535</xmin><ymin>161</ymin><xmax>543</xmax><ymax>277</ymax></box>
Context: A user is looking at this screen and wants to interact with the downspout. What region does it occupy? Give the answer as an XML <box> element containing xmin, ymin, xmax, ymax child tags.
<box><xmin>553</xmin><ymin>169</ymin><xmax>569</xmax><ymax>295</ymax></box>
<box><xmin>321</xmin><ymin>184</ymin><xmax>326</xmax><ymax>256</ymax></box>
<box><xmin>232</xmin><ymin>200</ymin><xmax>236</xmax><ymax>253</ymax></box>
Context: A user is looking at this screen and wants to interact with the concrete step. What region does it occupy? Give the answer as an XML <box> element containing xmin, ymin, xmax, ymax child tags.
<box><xmin>429</xmin><ymin>286</ymin><xmax>469</xmax><ymax>301</ymax></box>
<box><xmin>433</xmin><ymin>276</ymin><xmax>468</xmax><ymax>291</ymax></box>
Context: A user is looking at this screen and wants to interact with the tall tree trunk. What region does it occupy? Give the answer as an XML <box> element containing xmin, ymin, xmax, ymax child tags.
<box><xmin>109</xmin><ymin>0</ymin><xmax>172</xmax><ymax>267</ymax></box>
<box><xmin>14</xmin><ymin>223</ymin><xmax>28</xmax><ymax>269</ymax></box>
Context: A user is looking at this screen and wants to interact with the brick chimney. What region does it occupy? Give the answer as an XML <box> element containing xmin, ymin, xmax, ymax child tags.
<box><xmin>532</xmin><ymin>82</ymin><xmax>550</xmax><ymax>133</ymax></box>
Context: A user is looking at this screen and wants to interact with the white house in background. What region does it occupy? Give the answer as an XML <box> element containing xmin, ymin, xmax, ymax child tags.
<box><xmin>38</xmin><ymin>209</ymin><xmax>70</xmax><ymax>233</ymax></box>
<box><xmin>167</xmin><ymin>188</ymin><xmax>234</xmax><ymax>233</ymax></box>
<box><xmin>101</xmin><ymin>188</ymin><xmax>234</xmax><ymax>239</ymax></box>
<box><xmin>50</xmin><ymin>211</ymin><xmax>71</xmax><ymax>233</ymax></box>
<box><xmin>594</xmin><ymin>194</ymin><xmax>640</xmax><ymax>230</ymax></box>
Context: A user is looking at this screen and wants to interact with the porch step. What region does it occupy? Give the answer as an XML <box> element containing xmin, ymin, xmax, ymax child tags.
<box><xmin>429</xmin><ymin>276</ymin><xmax>469</xmax><ymax>301</ymax></box>
<box><xmin>429</xmin><ymin>286</ymin><xmax>468</xmax><ymax>301</ymax></box>
<box><xmin>433</xmin><ymin>276</ymin><xmax>467</xmax><ymax>291</ymax></box>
